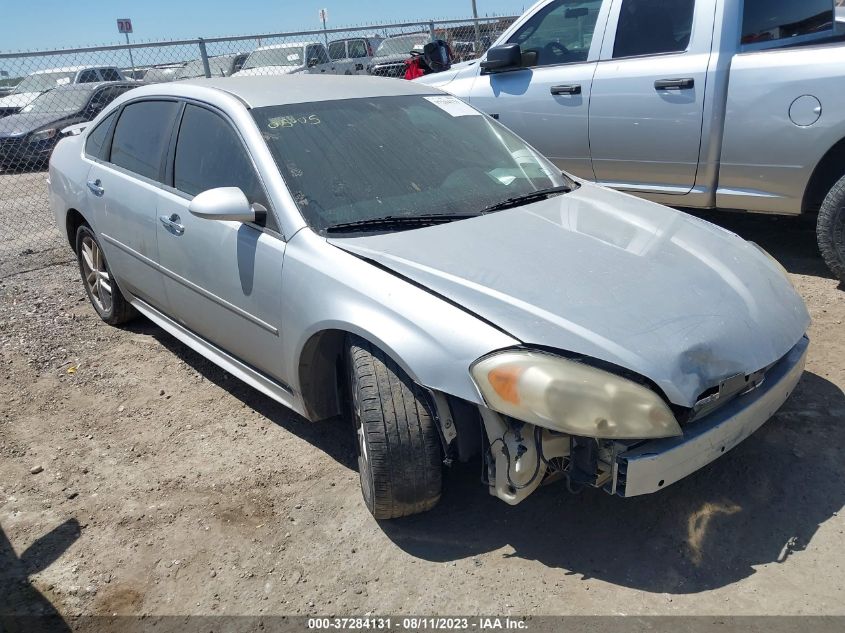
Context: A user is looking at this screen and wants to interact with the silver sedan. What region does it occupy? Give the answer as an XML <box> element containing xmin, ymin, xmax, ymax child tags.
<box><xmin>48</xmin><ymin>76</ymin><xmax>810</xmax><ymax>519</ymax></box>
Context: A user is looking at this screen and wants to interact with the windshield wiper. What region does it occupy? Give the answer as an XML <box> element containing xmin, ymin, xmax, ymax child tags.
<box><xmin>325</xmin><ymin>213</ymin><xmax>479</xmax><ymax>234</ymax></box>
<box><xmin>480</xmin><ymin>185</ymin><xmax>573</xmax><ymax>214</ymax></box>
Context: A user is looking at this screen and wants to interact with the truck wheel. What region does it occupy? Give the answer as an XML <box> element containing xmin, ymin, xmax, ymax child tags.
<box><xmin>817</xmin><ymin>175</ymin><xmax>845</xmax><ymax>283</ymax></box>
<box><xmin>347</xmin><ymin>335</ymin><xmax>442</xmax><ymax>519</ymax></box>
<box><xmin>75</xmin><ymin>225</ymin><xmax>137</xmax><ymax>325</ymax></box>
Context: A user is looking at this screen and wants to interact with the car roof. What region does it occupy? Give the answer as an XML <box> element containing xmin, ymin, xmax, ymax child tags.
<box><xmin>167</xmin><ymin>75</ymin><xmax>439</xmax><ymax>107</ymax></box>
<box><xmin>252</xmin><ymin>42</ymin><xmax>320</xmax><ymax>51</ymax></box>
<box><xmin>47</xmin><ymin>81</ymin><xmax>137</xmax><ymax>93</ymax></box>
<box><xmin>33</xmin><ymin>66</ymin><xmax>116</xmax><ymax>74</ymax></box>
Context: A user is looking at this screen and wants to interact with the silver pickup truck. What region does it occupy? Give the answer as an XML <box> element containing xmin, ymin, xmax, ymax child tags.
<box><xmin>418</xmin><ymin>0</ymin><xmax>845</xmax><ymax>282</ymax></box>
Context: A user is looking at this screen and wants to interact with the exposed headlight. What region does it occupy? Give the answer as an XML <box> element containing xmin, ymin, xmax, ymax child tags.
<box><xmin>470</xmin><ymin>351</ymin><xmax>681</xmax><ymax>439</ymax></box>
<box><xmin>28</xmin><ymin>128</ymin><xmax>58</xmax><ymax>143</ymax></box>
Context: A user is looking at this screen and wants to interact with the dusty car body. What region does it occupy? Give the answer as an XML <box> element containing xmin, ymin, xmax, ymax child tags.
<box><xmin>47</xmin><ymin>76</ymin><xmax>809</xmax><ymax>518</ymax></box>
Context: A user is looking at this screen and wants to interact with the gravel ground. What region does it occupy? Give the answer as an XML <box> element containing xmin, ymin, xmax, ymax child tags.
<box><xmin>0</xmin><ymin>180</ymin><xmax>844</xmax><ymax>621</ymax></box>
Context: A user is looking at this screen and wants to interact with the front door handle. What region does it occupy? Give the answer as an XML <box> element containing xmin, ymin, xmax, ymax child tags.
<box><xmin>159</xmin><ymin>213</ymin><xmax>185</xmax><ymax>235</ymax></box>
<box><xmin>655</xmin><ymin>78</ymin><xmax>695</xmax><ymax>90</ymax></box>
<box><xmin>550</xmin><ymin>84</ymin><xmax>581</xmax><ymax>95</ymax></box>
<box><xmin>86</xmin><ymin>179</ymin><xmax>104</xmax><ymax>196</ymax></box>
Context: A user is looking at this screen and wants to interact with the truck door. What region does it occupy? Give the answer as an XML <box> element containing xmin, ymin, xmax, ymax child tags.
<box><xmin>589</xmin><ymin>0</ymin><xmax>711</xmax><ymax>195</ymax></box>
<box><xmin>468</xmin><ymin>0</ymin><xmax>609</xmax><ymax>181</ymax></box>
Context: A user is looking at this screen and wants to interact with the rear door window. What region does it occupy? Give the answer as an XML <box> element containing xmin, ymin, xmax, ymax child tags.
<box><xmin>100</xmin><ymin>68</ymin><xmax>122</xmax><ymax>81</ymax></box>
<box><xmin>613</xmin><ymin>0</ymin><xmax>695</xmax><ymax>58</ymax></box>
<box><xmin>741</xmin><ymin>0</ymin><xmax>834</xmax><ymax>45</ymax></box>
<box><xmin>110</xmin><ymin>100</ymin><xmax>180</xmax><ymax>181</ymax></box>
<box><xmin>78</xmin><ymin>69</ymin><xmax>99</xmax><ymax>83</ymax></box>
<box><xmin>328</xmin><ymin>41</ymin><xmax>347</xmax><ymax>60</ymax></box>
<box><xmin>348</xmin><ymin>39</ymin><xmax>368</xmax><ymax>58</ymax></box>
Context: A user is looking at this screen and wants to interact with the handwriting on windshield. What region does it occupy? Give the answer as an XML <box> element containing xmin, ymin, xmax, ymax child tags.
<box><xmin>268</xmin><ymin>115</ymin><xmax>321</xmax><ymax>129</ymax></box>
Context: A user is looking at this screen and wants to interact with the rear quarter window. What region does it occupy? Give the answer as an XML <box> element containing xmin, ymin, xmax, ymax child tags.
<box><xmin>110</xmin><ymin>100</ymin><xmax>181</xmax><ymax>181</ymax></box>
<box><xmin>84</xmin><ymin>112</ymin><xmax>117</xmax><ymax>160</ymax></box>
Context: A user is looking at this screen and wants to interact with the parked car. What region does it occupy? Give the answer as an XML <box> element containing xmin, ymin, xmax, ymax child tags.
<box><xmin>49</xmin><ymin>76</ymin><xmax>809</xmax><ymax>519</ymax></box>
<box><xmin>0</xmin><ymin>81</ymin><xmax>135</xmax><ymax>170</ymax></box>
<box><xmin>176</xmin><ymin>53</ymin><xmax>249</xmax><ymax>79</ymax></box>
<box><xmin>234</xmin><ymin>42</ymin><xmax>336</xmax><ymax>76</ymax></box>
<box><xmin>417</xmin><ymin>0</ymin><xmax>845</xmax><ymax>282</ymax></box>
<box><xmin>369</xmin><ymin>33</ymin><xmax>431</xmax><ymax>77</ymax></box>
<box><xmin>0</xmin><ymin>66</ymin><xmax>125</xmax><ymax>118</ymax></box>
<box><xmin>327</xmin><ymin>36</ymin><xmax>384</xmax><ymax>74</ymax></box>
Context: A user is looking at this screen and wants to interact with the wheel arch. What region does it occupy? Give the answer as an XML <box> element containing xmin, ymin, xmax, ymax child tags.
<box><xmin>802</xmin><ymin>136</ymin><xmax>845</xmax><ymax>214</ymax></box>
<box><xmin>65</xmin><ymin>208</ymin><xmax>89</xmax><ymax>250</ymax></box>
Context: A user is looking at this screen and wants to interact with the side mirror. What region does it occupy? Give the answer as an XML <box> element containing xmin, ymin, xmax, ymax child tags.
<box><xmin>308</xmin><ymin>57</ymin><xmax>319</xmax><ymax>68</ymax></box>
<box><xmin>188</xmin><ymin>187</ymin><xmax>257</xmax><ymax>223</ymax></box>
<box><xmin>480</xmin><ymin>43</ymin><xmax>523</xmax><ymax>73</ymax></box>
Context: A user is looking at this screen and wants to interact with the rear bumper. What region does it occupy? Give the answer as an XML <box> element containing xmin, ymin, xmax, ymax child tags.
<box><xmin>615</xmin><ymin>335</ymin><xmax>809</xmax><ymax>497</ymax></box>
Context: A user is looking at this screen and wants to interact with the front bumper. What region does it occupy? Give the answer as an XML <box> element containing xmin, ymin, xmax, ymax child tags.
<box><xmin>615</xmin><ymin>335</ymin><xmax>809</xmax><ymax>497</ymax></box>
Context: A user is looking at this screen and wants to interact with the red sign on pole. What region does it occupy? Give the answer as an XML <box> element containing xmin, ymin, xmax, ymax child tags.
<box><xmin>116</xmin><ymin>19</ymin><xmax>133</xmax><ymax>34</ymax></box>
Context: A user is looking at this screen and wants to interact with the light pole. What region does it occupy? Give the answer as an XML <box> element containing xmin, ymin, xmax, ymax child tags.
<box><xmin>471</xmin><ymin>0</ymin><xmax>482</xmax><ymax>57</ymax></box>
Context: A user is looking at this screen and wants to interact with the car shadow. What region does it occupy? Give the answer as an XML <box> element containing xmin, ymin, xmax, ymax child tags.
<box><xmin>124</xmin><ymin>320</ymin><xmax>358</xmax><ymax>470</ymax></box>
<box><xmin>0</xmin><ymin>518</ymin><xmax>79</xmax><ymax>630</ymax></box>
<box><xmin>380</xmin><ymin>371</ymin><xmax>845</xmax><ymax>593</ymax></box>
<box><xmin>688</xmin><ymin>210</ymin><xmax>838</xmax><ymax>282</ymax></box>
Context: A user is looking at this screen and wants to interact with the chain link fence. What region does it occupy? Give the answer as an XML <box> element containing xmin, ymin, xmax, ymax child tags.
<box><xmin>0</xmin><ymin>15</ymin><xmax>516</xmax><ymax>276</ymax></box>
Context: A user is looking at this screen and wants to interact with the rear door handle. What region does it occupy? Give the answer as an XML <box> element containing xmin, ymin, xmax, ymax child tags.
<box><xmin>655</xmin><ymin>78</ymin><xmax>694</xmax><ymax>90</ymax></box>
<box><xmin>159</xmin><ymin>213</ymin><xmax>185</xmax><ymax>236</ymax></box>
<box><xmin>550</xmin><ymin>84</ymin><xmax>581</xmax><ymax>95</ymax></box>
<box><xmin>86</xmin><ymin>179</ymin><xmax>104</xmax><ymax>197</ymax></box>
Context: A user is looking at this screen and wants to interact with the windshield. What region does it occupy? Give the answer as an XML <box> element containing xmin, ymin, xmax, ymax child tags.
<box><xmin>22</xmin><ymin>89</ymin><xmax>90</xmax><ymax>114</ymax></box>
<box><xmin>252</xmin><ymin>95</ymin><xmax>568</xmax><ymax>234</ymax></box>
<box><xmin>243</xmin><ymin>46</ymin><xmax>305</xmax><ymax>69</ymax></box>
<box><xmin>13</xmin><ymin>71</ymin><xmax>76</xmax><ymax>94</ymax></box>
<box><xmin>374</xmin><ymin>35</ymin><xmax>429</xmax><ymax>57</ymax></box>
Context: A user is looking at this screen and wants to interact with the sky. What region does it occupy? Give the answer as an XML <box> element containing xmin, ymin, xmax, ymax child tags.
<box><xmin>0</xmin><ymin>0</ymin><xmax>529</xmax><ymax>52</ymax></box>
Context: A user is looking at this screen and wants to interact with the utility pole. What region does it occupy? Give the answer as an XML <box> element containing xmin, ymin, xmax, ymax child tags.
<box><xmin>471</xmin><ymin>0</ymin><xmax>482</xmax><ymax>57</ymax></box>
<box><xmin>319</xmin><ymin>8</ymin><xmax>329</xmax><ymax>48</ymax></box>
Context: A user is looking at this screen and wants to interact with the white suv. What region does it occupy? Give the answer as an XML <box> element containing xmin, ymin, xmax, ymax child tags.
<box><xmin>234</xmin><ymin>42</ymin><xmax>336</xmax><ymax>76</ymax></box>
<box><xmin>0</xmin><ymin>66</ymin><xmax>125</xmax><ymax>117</ymax></box>
<box><xmin>327</xmin><ymin>36</ymin><xmax>383</xmax><ymax>75</ymax></box>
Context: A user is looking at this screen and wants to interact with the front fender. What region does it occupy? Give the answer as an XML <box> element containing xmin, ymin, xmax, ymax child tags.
<box><xmin>280</xmin><ymin>229</ymin><xmax>518</xmax><ymax>410</ymax></box>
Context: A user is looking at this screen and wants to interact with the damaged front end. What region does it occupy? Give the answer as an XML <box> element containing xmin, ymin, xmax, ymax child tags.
<box><xmin>468</xmin><ymin>336</ymin><xmax>808</xmax><ymax>505</ymax></box>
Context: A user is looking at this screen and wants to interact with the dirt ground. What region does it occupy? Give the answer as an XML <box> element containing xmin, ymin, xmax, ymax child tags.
<box><xmin>1</xmin><ymin>185</ymin><xmax>844</xmax><ymax>620</ymax></box>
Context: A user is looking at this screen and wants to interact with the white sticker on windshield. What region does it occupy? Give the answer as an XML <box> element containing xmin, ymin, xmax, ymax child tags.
<box><xmin>287</xmin><ymin>54</ymin><xmax>300</xmax><ymax>61</ymax></box>
<box><xmin>56</xmin><ymin>77</ymin><xmax>71</xmax><ymax>85</ymax></box>
<box><xmin>424</xmin><ymin>95</ymin><xmax>479</xmax><ymax>117</ymax></box>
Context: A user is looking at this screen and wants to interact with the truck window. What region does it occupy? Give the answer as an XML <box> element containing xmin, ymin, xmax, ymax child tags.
<box><xmin>613</xmin><ymin>0</ymin><xmax>694</xmax><ymax>59</ymax></box>
<box><xmin>328</xmin><ymin>41</ymin><xmax>347</xmax><ymax>60</ymax></box>
<box><xmin>741</xmin><ymin>0</ymin><xmax>834</xmax><ymax>45</ymax></box>
<box><xmin>508</xmin><ymin>0</ymin><xmax>603</xmax><ymax>67</ymax></box>
<box><xmin>348</xmin><ymin>39</ymin><xmax>368</xmax><ymax>58</ymax></box>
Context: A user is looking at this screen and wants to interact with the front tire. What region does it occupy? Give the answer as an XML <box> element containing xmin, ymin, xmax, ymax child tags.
<box><xmin>347</xmin><ymin>335</ymin><xmax>442</xmax><ymax>519</ymax></box>
<box><xmin>817</xmin><ymin>174</ymin><xmax>845</xmax><ymax>283</ymax></box>
<box><xmin>75</xmin><ymin>225</ymin><xmax>136</xmax><ymax>325</ymax></box>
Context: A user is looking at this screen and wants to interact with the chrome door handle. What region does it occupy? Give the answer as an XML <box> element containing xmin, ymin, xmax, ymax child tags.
<box><xmin>86</xmin><ymin>179</ymin><xmax>104</xmax><ymax>196</ymax></box>
<box><xmin>159</xmin><ymin>213</ymin><xmax>185</xmax><ymax>235</ymax></box>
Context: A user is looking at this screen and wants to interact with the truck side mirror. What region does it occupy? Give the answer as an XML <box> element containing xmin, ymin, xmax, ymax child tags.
<box><xmin>480</xmin><ymin>43</ymin><xmax>523</xmax><ymax>73</ymax></box>
<box><xmin>308</xmin><ymin>57</ymin><xmax>319</xmax><ymax>68</ymax></box>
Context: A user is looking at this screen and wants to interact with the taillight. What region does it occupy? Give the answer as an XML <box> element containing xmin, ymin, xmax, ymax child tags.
<box><xmin>367</xmin><ymin>42</ymin><xmax>373</xmax><ymax>56</ymax></box>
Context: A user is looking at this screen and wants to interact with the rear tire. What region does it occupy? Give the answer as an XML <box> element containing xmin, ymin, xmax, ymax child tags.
<box><xmin>347</xmin><ymin>335</ymin><xmax>442</xmax><ymax>519</ymax></box>
<box><xmin>75</xmin><ymin>225</ymin><xmax>137</xmax><ymax>326</ymax></box>
<box><xmin>817</xmin><ymin>174</ymin><xmax>845</xmax><ymax>283</ymax></box>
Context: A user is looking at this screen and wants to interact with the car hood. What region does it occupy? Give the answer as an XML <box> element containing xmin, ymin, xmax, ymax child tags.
<box><xmin>328</xmin><ymin>183</ymin><xmax>810</xmax><ymax>407</ymax></box>
<box><xmin>0</xmin><ymin>112</ymin><xmax>67</xmax><ymax>137</ymax></box>
<box><xmin>414</xmin><ymin>60</ymin><xmax>477</xmax><ymax>86</ymax></box>
<box><xmin>0</xmin><ymin>92</ymin><xmax>41</xmax><ymax>108</ymax></box>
